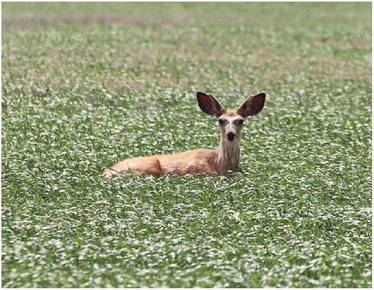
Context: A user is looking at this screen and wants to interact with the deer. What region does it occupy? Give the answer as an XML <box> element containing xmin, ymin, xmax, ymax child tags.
<box><xmin>102</xmin><ymin>91</ymin><xmax>266</xmax><ymax>177</ymax></box>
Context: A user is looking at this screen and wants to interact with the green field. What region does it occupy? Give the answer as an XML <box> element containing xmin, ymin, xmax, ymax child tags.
<box><xmin>2</xmin><ymin>2</ymin><xmax>372</xmax><ymax>287</ymax></box>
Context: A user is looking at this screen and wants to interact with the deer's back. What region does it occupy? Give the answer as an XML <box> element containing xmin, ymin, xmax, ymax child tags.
<box><xmin>102</xmin><ymin>149</ymin><xmax>218</xmax><ymax>177</ymax></box>
<box><xmin>158</xmin><ymin>149</ymin><xmax>218</xmax><ymax>175</ymax></box>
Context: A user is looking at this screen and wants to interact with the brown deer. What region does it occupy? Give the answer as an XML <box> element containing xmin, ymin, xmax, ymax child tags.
<box><xmin>102</xmin><ymin>92</ymin><xmax>266</xmax><ymax>177</ymax></box>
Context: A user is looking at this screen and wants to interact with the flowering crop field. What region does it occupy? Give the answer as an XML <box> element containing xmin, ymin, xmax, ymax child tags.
<box><xmin>2</xmin><ymin>2</ymin><xmax>371</xmax><ymax>287</ymax></box>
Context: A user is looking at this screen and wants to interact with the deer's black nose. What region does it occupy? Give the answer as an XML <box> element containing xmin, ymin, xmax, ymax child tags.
<box><xmin>227</xmin><ymin>132</ymin><xmax>236</xmax><ymax>141</ymax></box>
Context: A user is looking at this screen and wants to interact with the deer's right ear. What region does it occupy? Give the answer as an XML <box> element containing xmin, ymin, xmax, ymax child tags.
<box><xmin>236</xmin><ymin>93</ymin><xmax>266</xmax><ymax>118</ymax></box>
<box><xmin>197</xmin><ymin>92</ymin><xmax>226</xmax><ymax>117</ymax></box>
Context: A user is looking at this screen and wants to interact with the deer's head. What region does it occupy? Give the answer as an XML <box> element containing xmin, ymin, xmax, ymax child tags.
<box><xmin>197</xmin><ymin>92</ymin><xmax>266</xmax><ymax>143</ymax></box>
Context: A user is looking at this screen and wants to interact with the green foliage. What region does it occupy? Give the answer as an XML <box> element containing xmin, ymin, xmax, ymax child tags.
<box><xmin>2</xmin><ymin>2</ymin><xmax>371</xmax><ymax>287</ymax></box>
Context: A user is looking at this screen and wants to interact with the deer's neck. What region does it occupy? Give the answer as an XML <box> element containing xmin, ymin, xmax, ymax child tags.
<box><xmin>216</xmin><ymin>138</ymin><xmax>241</xmax><ymax>174</ymax></box>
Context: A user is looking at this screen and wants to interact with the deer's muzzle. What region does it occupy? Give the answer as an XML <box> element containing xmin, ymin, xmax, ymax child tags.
<box><xmin>227</xmin><ymin>132</ymin><xmax>236</xmax><ymax>141</ymax></box>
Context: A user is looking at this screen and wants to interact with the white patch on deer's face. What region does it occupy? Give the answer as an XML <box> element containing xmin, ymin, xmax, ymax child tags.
<box><xmin>218</xmin><ymin>111</ymin><xmax>245</xmax><ymax>142</ymax></box>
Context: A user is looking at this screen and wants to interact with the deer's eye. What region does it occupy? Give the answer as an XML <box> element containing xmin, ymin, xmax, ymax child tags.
<box><xmin>218</xmin><ymin>119</ymin><xmax>225</xmax><ymax>125</ymax></box>
<box><xmin>238</xmin><ymin>119</ymin><xmax>244</xmax><ymax>125</ymax></box>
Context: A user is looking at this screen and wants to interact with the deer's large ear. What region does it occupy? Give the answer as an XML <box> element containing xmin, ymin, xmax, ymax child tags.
<box><xmin>236</xmin><ymin>93</ymin><xmax>266</xmax><ymax>118</ymax></box>
<box><xmin>197</xmin><ymin>92</ymin><xmax>226</xmax><ymax>117</ymax></box>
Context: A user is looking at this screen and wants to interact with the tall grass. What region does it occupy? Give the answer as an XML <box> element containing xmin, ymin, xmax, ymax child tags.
<box><xmin>2</xmin><ymin>2</ymin><xmax>371</xmax><ymax>287</ymax></box>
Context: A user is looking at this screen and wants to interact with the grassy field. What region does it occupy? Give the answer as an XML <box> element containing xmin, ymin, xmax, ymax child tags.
<box><xmin>2</xmin><ymin>2</ymin><xmax>372</xmax><ymax>287</ymax></box>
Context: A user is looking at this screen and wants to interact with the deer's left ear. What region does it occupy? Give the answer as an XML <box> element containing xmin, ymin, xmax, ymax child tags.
<box><xmin>236</xmin><ymin>93</ymin><xmax>266</xmax><ymax>118</ymax></box>
<box><xmin>197</xmin><ymin>92</ymin><xmax>226</xmax><ymax>117</ymax></box>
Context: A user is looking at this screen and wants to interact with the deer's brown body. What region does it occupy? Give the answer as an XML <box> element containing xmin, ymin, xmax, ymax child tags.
<box><xmin>102</xmin><ymin>92</ymin><xmax>266</xmax><ymax>177</ymax></box>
